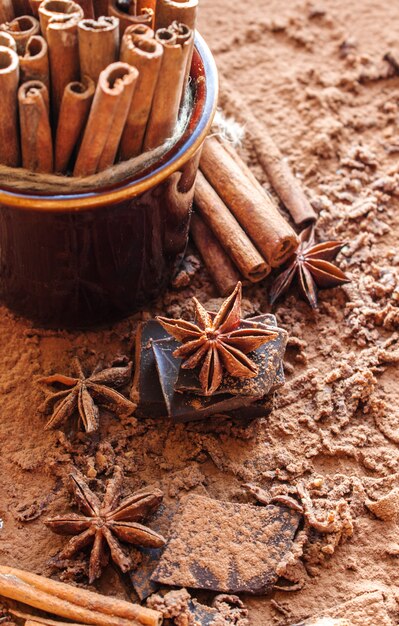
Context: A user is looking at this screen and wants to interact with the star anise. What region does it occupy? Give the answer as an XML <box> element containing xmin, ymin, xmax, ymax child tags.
<box><xmin>45</xmin><ymin>466</ymin><xmax>166</xmax><ymax>583</ymax></box>
<box><xmin>270</xmin><ymin>226</ymin><xmax>350</xmax><ymax>309</ymax></box>
<box><xmin>38</xmin><ymin>357</ymin><xmax>136</xmax><ymax>433</ymax></box>
<box><xmin>157</xmin><ymin>282</ymin><xmax>278</xmax><ymax>396</ymax></box>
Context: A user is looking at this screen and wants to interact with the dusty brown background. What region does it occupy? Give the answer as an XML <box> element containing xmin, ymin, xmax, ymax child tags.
<box><xmin>1</xmin><ymin>0</ymin><xmax>399</xmax><ymax>624</ymax></box>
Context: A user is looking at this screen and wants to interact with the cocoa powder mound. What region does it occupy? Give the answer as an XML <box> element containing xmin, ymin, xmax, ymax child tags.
<box><xmin>1</xmin><ymin>1</ymin><xmax>399</xmax><ymax>625</ymax></box>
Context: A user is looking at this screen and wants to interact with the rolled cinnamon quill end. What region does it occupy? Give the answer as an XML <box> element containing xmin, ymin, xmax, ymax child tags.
<box><xmin>169</xmin><ymin>20</ymin><xmax>194</xmax><ymax>103</ymax></box>
<box><xmin>195</xmin><ymin>171</ymin><xmax>271</xmax><ymax>283</ymax></box>
<box><xmin>123</xmin><ymin>23</ymin><xmax>154</xmax><ymax>39</ymax></box>
<box><xmin>55</xmin><ymin>76</ymin><xmax>95</xmax><ymax>173</ymax></box>
<box><xmin>0</xmin><ymin>32</ymin><xmax>17</xmax><ymax>51</ymax></box>
<box><xmin>137</xmin><ymin>0</ymin><xmax>156</xmax><ymax>14</ymax></box>
<box><xmin>200</xmin><ymin>137</ymin><xmax>299</xmax><ymax>268</ymax></box>
<box><xmin>0</xmin><ymin>0</ymin><xmax>15</xmax><ymax>24</ymax></box>
<box><xmin>0</xmin><ymin>15</ymin><xmax>40</xmax><ymax>55</ymax></box>
<box><xmin>39</xmin><ymin>0</ymin><xmax>83</xmax><ymax>38</ymax></box>
<box><xmin>74</xmin><ymin>62</ymin><xmax>138</xmax><ymax>177</ymax></box>
<box><xmin>20</xmin><ymin>35</ymin><xmax>49</xmax><ymax>87</ymax></box>
<box><xmin>18</xmin><ymin>80</ymin><xmax>53</xmax><ymax>173</ymax></box>
<box><xmin>108</xmin><ymin>1</ymin><xmax>153</xmax><ymax>35</ymax></box>
<box><xmin>155</xmin><ymin>0</ymin><xmax>198</xmax><ymax>31</ymax></box>
<box><xmin>191</xmin><ymin>214</ymin><xmax>242</xmax><ymax>296</ymax></box>
<box><xmin>0</xmin><ymin>46</ymin><xmax>20</xmax><ymax>167</ymax></box>
<box><xmin>78</xmin><ymin>16</ymin><xmax>119</xmax><ymax>84</ymax></box>
<box><xmin>0</xmin><ymin>566</ymin><xmax>163</xmax><ymax>626</ymax></box>
<box><xmin>120</xmin><ymin>31</ymin><xmax>163</xmax><ymax>159</ymax></box>
<box><xmin>143</xmin><ymin>27</ymin><xmax>191</xmax><ymax>151</ymax></box>
<box><xmin>46</xmin><ymin>5</ymin><xmax>83</xmax><ymax>123</ymax></box>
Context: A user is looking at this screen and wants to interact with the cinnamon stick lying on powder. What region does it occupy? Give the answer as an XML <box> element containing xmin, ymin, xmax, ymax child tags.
<box><xmin>0</xmin><ymin>565</ymin><xmax>162</xmax><ymax>626</ymax></box>
<box><xmin>20</xmin><ymin>35</ymin><xmax>49</xmax><ymax>87</ymax></box>
<box><xmin>44</xmin><ymin>2</ymin><xmax>84</xmax><ymax>123</ymax></box>
<box><xmin>200</xmin><ymin>136</ymin><xmax>299</xmax><ymax>268</ymax></box>
<box><xmin>155</xmin><ymin>0</ymin><xmax>198</xmax><ymax>30</ymax></box>
<box><xmin>55</xmin><ymin>76</ymin><xmax>95</xmax><ymax>172</ymax></box>
<box><xmin>78</xmin><ymin>16</ymin><xmax>119</xmax><ymax>83</ymax></box>
<box><xmin>108</xmin><ymin>1</ymin><xmax>153</xmax><ymax>35</ymax></box>
<box><xmin>219</xmin><ymin>83</ymin><xmax>317</xmax><ymax>226</ymax></box>
<box><xmin>191</xmin><ymin>214</ymin><xmax>241</xmax><ymax>296</ymax></box>
<box><xmin>0</xmin><ymin>0</ymin><xmax>14</xmax><ymax>24</ymax></box>
<box><xmin>195</xmin><ymin>171</ymin><xmax>271</xmax><ymax>282</ymax></box>
<box><xmin>0</xmin><ymin>46</ymin><xmax>20</xmax><ymax>167</ymax></box>
<box><xmin>0</xmin><ymin>15</ymin><xmax>40</xmax><ymax>54</ymax></box>
<box><xmin>143</xmin><ymin>26</ymin><xmax>191</xmax><ymax>151</ymax></box>
<box><xmin>0</xmin><ymin>32</ymin><xmax>17</xmax><ymax>51</ymax></box>
<box><xmin>18</xmin><ymin>80</ymin><xmax>53</xmax><ymax>173</ymax></box>
<box><xmin>120</xmin><ymin>27</ymin><xmax>163</xmax><ymax>159</ymax></box>
<box><xmin>74</xmin><ymin>62</ymin><xmax>138</xmax><ymax>176</ymax></box>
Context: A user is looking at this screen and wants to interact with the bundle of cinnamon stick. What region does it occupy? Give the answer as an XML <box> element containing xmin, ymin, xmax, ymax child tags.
<box><xmin>0</xmin><ymin>0</ymin><xmax>198</xmax><ymax>175</ymax></box>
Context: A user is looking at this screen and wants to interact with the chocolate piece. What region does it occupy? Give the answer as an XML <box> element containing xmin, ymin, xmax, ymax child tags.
<box><xmin>151</xmin><ymin>494</ymin><xmax>301</xmax><ymax>594</ymax></box>
<box><xmin>187</xmin><ymin>600</ymin><xmax>220</xmax><ymax>625</ymax></box>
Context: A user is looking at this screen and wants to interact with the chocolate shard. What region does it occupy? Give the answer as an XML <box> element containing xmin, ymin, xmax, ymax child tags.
<box><xmin>187</xmin><ymin>600</ymin><xmax>220</xmax><ymax>625</ymax></box>
<box><xmin>176</xmin><ymin>313</ymin><xmax>287</xmax><ymax>397</ymax></box>
<box><xmin>151</xmin><ymin>494</ymin><xmax>301</xmax><ymax>594</ymax></box>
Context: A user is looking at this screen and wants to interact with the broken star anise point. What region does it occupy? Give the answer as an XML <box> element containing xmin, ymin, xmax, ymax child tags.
<box><xmin>157</xmin><ymin>282</ymin><xmax>278</xmax><ymax>396</ymax></box>
<box><xmin>38</xmin><ymin>357</ymin><xmax>136</xmax><ymax>433</ymax></box>
<box><xmin>45</xmin><ymin>466</ymin><xmax>166</xmax><ymax>583</ymax></box>
<box><xmin>270</xmin><ymin>226</ymin><xmax>350</xmax><ymax>309</ymax></box>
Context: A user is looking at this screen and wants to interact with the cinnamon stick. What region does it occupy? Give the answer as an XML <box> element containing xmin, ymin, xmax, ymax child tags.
<box><xmin>108</xmin><ymin>1</ymin><xmax>153</xmax><ymax>35</ymax></box>
<box><xmin>219</xmin><ymin>84</ymin><xmax>317</xmax><ymax>226</ymax></box>
<box><xmin>169</xmin><ymin>20</ymin><xmax>193</xmax><ymax>103</ymax></box>
<box><xmin>137</xmin><ymin>0</ymin><xmax>156</xmax><ymax>13</ymax></box>
<box><xmin>75</xmin><ymin>0</ymin><xmax>95</xmax><ymax>17</ymax></box>
<box><xmin>0</xmin><ymin>46</ymin><xmax>20</xmax><ymax>166</ymax></box>
<box><xmin>143</xmin><ymin>27</ymin><xmax>191</xmax><ymax>151</ymax></box>
<box><xmin>0</xmin><ymin>566</ymin><xmax>162</xmax><ymax>626</ymax></box>
<box><xmin>120</xmin><ymin>30</ymin><xmax>163</xmax><ymax>158</ymax></box>
<box><xmin>11</xmin><ymin>0</ymin><xmax>33</xmax><ymax>16</ymax></box>
<box><xmin>122</xmin><ymin>23</ymin><xmax>154</xmax><ymax>39</ymax></box>
<box><xmin>200</xmin><ymin>137</ymin><xmax>298</xmax><ymax>268</ymax></box>
<box><xmin>191</xmin><ymin>214</ymin><xmax>241</xmax><ymax>296</ymax></box>
<box><xmin>18</xmin><ymin>80</ymin><xmax>53</xmax><ymax>173</ymax></box>
<box><xmin>195</xmin><ymin>171</ymin><xmax>270</xmax><ymax>282</ymax></box>
<box><xmin>20</xmin><ymin>35</ymin><xmax>49</xmax><ymax>87</ymax></box>
<box><xmin>0</xmin><ymin>15</ymin><xmax>40</xmax><ymax>54</ymax></box>
<box><xmin>38</xmin><ymin>0</ymin><xmax>83</xmax><ymax>38</ymax></box>
<box><xmin>0</xmin><ymin>0</ymin><xmax>14</xmax><ymax>24</ymax></box>
<box><xmin>155</xmin><ymin>0</ymin><xmax>198</xmax><ymax>31</ymax></box>
<box><xmin>45</xmin><ymin>3</ymin><xmax>83</xmax><ymax>122</ymax></box>
<box><xmin>55</xmin><ymin>76</ymin><xmax>95</xmax><ymax>172</ymax></box>
<box><xmin>74</xmin><ymin>62</ymin><xmax>138</xmax><ymax>176</ymax></box>
<box><xmin>94</xmin><ymin>0</ymin><xmax>110</xmax><ymax>18</ymax></box>
<box><xmin>28</xmin><ymin>0</ymin><xmax>43</xmax><ymax>17</ymax></box>
<box><xmin>0</xmin><ymin>32</ymin><xmax>17</xmax><ymax>51</ymax></box>
<box><xmin>78</xmin><ymin>16</ymin><xmax>119</xmax><ymax>83</ymax></box>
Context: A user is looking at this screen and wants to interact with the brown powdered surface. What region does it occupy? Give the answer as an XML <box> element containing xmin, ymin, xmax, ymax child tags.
<box><xmin>1</xmin><ymin>0</ymin><xmax>399</xmax><ymax>625</ymax></box>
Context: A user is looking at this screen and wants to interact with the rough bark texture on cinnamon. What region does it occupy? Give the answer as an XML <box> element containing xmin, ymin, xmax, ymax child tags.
<box><xmin>20</xmin><ymin>35</ymin><xmax>49</xmax><ymax>87</ymax></box>
<box><xmin>78</xmin><ymin>16</ymin><xmax>119</xmax><ymax>83</ymax></box>
<box><xmin>18</xmin><ymin>80</ymin><xmax>53</xmax><ymax>173</ymax></box>
<box><xmin>0</xmin><ymin>565</ymin><xmax>162</xmax><ymax>626</ymax></box>
<box><xmin>155</xmin><ymin>0</ymin><xmax>198</xmax><ymax>30</ymax></box>
<box><xmin>120</xmin><ymin>29</ymin><xmax>163</xmax><ymax>159</ymax></box>
<box><xmin>74</xmin><ymin>62</ymin><xmax>138</xmax><ymax>176</ymax></box>
<box><xmin>0</xmin><ymin>46</ymin><xmax>20</xmax><ymax>167</ymax></box>
<box><xmin>195</xmin><ymin>170</ymin><xmax>271</xmax><ymax>282</ymax></box>
<box><xmin>55</xmin><ymin>77</ymin><xmax>95</xmax><ymax>173</ymax></box>
<box><xmin>190</xmin><ymin>214</ymin><xmax>241</xmax><ymax>296</ymax></box>
<box><xmin>143</xmin><ymin>27</ymin><xmax>191</xmax><ymax>151</ymax></box>
<box><xmin>0</xmin><ymin>15</ymin><xmax>40</xmax><ymax>55</ymax></box>
<box><xmin>219</xmin><ymin>83</ymin><xmax>317</xmax><ymax>226</ymax></box>
<box><xmin>200</xmin><ymin>136</ymin><xmax>299</xmax><ymax>268</ymax></box>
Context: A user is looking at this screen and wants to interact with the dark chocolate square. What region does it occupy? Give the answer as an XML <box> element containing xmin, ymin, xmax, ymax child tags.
<box><xmin>151</xmin><ymin>495</ymin><xmax>301</xmax><ymax>594</ymax></box>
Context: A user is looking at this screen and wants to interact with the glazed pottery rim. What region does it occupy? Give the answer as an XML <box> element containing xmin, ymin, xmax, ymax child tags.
<box><xmin>0</xmin><ymin>32</ymin><xmax>218</xmax><ymax>212</ymax></box>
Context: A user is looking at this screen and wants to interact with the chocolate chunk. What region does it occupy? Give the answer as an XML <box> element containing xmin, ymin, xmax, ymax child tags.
<box><xmin>151</xmin><ymin>494</ymin><xmax>301</xmax><ymax>594</ymax></box>
<box><xmin>131</xmin><ymin>320</ymin><xmax>169</xmax><ymax>418</ymax></box>
<box><xmin>187</xmin><ymin>600</ymin><xmax>220</xmax><ymax>625</ymax></box>
<box><xmin>175</xmin><ymin>315</ymin><xmax>287</xmax><ymax>397</ymax></box>
<box><xmin>152</xmin><ymin>338</ymin><xmax>263</xmax><ymax>422</ymax></box>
